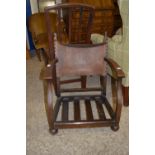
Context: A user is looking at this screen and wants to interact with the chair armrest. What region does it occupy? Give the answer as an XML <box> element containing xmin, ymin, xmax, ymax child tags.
<box><xmin>104</xmin><ymin>57</ymin><xmax>125</xmax><ymax>79</ymax></box>
<box><xmin>40</xmin><ymin>59</ymin><xmax>58</xmax><ymax>80</ymax></box>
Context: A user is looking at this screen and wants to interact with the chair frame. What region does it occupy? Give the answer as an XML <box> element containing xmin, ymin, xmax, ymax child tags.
<box><xmin>41</xmin><ymin>3</ymin><xmax>125</xmax><ymax>135</ymax></box>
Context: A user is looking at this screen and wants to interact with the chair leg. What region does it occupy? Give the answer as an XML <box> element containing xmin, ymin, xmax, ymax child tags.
<box><xmin>36</xmin><ymin>49</ymin><xmax>41</xmax><ymax>61</ymax></box>
<box><xmin>111</xmin><ymin>78</ymin><xmax>123</xmax><ymax>131</ymax></box>
<box><xmin>81</xmin><ymin>76</ymin><xmax>87</xmax><ymax>88</ymax></box>
<box><xmin>46</xmin><ymin>80</ymin><xmax>58</xmax><ymax>135</ymax></box>
<box><xmin>111</xmin><ymin>124</ymin><xmax>119</xmax><ymax>131</ymax></box>
<box><xmin>41</xmin><ymin>48</ymin><xmax>48</xmax><ymax>65</ymax></box>
<box><xmin>100</xmin><ymin>75</ymin><xmax>107</xmax><ymax>96</ymax></box>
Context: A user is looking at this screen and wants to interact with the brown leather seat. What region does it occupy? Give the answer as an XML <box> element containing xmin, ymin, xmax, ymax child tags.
<box><xmin>28</xmin><ymin>12</ymin><xmax>57</xmax><ymax>61</ymax></box>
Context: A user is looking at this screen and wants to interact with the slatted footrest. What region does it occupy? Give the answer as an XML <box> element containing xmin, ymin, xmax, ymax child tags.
<box><xmin>54</xmin><ymin>95</ymin><xmax>115</xmax><ymax>129</ymax></box>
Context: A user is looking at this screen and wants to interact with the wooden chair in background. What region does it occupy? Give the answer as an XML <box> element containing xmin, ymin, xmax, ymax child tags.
<box><xmin>28</xmin><ymin>12</ymin><xmax>57</xmax><ymax>62</ymax></box>
<box><xmin>41</xmin><ymin>3</ymin><xmax>125</xmax><ymax>134</ymax></box>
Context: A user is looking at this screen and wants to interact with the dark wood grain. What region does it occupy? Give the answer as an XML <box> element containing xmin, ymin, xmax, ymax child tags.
<box><xmin>85</xmin><ymin>99</ymin><xmax>93</xmax><ymax>120</ymax></box>
<box><xmin>95</xmin><ymin>99</ymin><xmax>106</xmax><ymax>120</ymax></box>
<box><xmin>122</xmin><ymin>85</ymin><xmax>129</xmax><ymax>106</ymax></box>
<box><xmin>81</xmin><ymin>76</ymin><xmax>87</xmax><ymax>89</ymax></box>
<box><xmin>62</xmin><ymin>0</ymin><xmax>122</xmax><ymax>39</ymax></box>
<box><xmin>61</xmin><ymin>88</ymin><xmax>102</xmax><ymax>93</ymax></box>
<box><xmin>115</xmin><ymin>79</ymin><xmax>123</xmax><ymax>123</ymax></box>
<box><xmin>62</xmin><ymin>101</ymin><xmax>69</xmax><ymax>121</ymax></box>
<box><xmin>42</xmin><ymin>3</ymin><xmax>125</xmax><ymax>134</ymax></box>
<box><xmin>100</xmin><ymin>75</ymin><xmax>107</xmax><ymax>95</ymax></box>
<box><xmin>60</xmin><ymin>78</ymin><xmax>81</xmax><ymax>84</ymax></box>
<box><xmin>104</xmin><ymin>97</ymin><xmax>115</xmax><ymax>119</ymax></box>
<box><xmin>55</xmin><ymin>119</ymin><xmax>115</xmax><ymax>129</ymax></box>
<box><xmin>45</xmin><ymin>2</ymin><xmax>95</xmax><ymax>44</ymax></box>
<box><xmin>104</xmin><ymin>57</ymin><xmax>125</xmax><ymax>79</ymax></box>
<box><xmin>46</xmin><ymin>80</ymin><xmax>54</xmax><ymax>130</ymax></box>
<box><xmin>74</xmin><ymin>100</ymin><xmax>81</xmax><ymax>121</ymax></box>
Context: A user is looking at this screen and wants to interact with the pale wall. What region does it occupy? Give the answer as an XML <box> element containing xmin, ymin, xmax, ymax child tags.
<box><xmin>30</xmin><ymin>0</ymin><xmax>62</xmax><ymax>13</ymax></box>
<box><xmin>108</xmin><ymin>0</ymin><xmax>129</xmax><ymax>86</ymax></box>
<box><xmin>30</xmin><ymin>0</ymin><xmax>38</xmax><ymax>13</ymax></box>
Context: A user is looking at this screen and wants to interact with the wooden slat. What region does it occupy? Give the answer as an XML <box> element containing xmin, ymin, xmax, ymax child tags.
<box><xmin>85</xmin><ymin>100</ymin><xmax>93</xmax><ymax>120</ymax></box>
<box><xmin>61</xmin><ymin>88</ymin><xmax>102</xmax><ymax>93</ymax></box>
<box><xmin>74</xmin><ymin>100</ymin><xmax>81</xmax><ymax>121</ymax></box>
<box><xmin>104</xmin><ymin>98</ymin><xmax>115</xmax><ymax>119</ymax></box>
<box><xmin>95</xmin><ymin>99</ymin><xmax>106</xmax><ymax>120</ymax></box>
<box><xmin>62</xmin><ymin>101</ymin><xmax>69</xmax><ymax>121</ymax></box>
<box><xmin>78</xmin><ymin>7</ymin><xmax>83</xmax><ymax>42</ymax></box>
<box><xmin>61</xmin><ymin>95</ymin><xmax>102</xmax><ymax>102</ymax></box>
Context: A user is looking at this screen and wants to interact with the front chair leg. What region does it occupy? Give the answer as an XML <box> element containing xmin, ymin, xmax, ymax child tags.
<box><xmin>100</xmin><ymin>75</ymin><xmax>107</xmax><ymax>96</ymax></box>
<box><xmin>46</xmin><ymin>80</ymin><xmax>58</xmax><ymax>135</ymax></box>
<box><xmin>111</xmin><ymin>78</ymin><xmax>123</xmax><ymax>131</ymax></box>
<box><xmin>81</xmin><ymin>76</ymin><xmax>87</xmax><ymax>88</ymax></box>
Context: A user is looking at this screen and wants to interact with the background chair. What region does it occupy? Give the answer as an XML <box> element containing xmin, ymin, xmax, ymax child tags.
<box><xmin>41</xmin><ymin>3</ymin><xmax>125</xmax><ymax>134</ymax></box>
<box><xmin>28</xmin><ymin>12</ymin><xmax>57</xmax><ymax>62</ymax></box>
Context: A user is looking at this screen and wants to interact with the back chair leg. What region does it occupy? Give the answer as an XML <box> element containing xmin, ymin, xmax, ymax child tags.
<box><xmin>36</xmin><ymin>49</ymin><xmax>41</xmax><ymax>61</ymax></box>
<box><xmin>81</xmin><ymin>76</ymin><xmax>87</xmax><ymax>88</ymax></box>
<box><xmin>100</xmin><ymin>75</ymin><xmax>107</xmax><ymax>96</ymax></box>
<box><xmin>41</xmin><ymin>48</ymin><xmax>49</xmax><ymax>65</ymax></box>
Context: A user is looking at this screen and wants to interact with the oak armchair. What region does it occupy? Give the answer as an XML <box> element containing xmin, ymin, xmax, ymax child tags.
<box><xmin>40</xmin><ymin>3</ymin><xmax>125</xmax><ymax>134</ymax></box>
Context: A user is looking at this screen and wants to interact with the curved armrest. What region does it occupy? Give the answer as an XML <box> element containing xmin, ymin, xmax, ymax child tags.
<box><xmin>40</xmin><ymin>59</ymin><xmax>58</xmax><ymax>80</ymax></box>
<box><xmin>104</xmin><ymin>57</ymin><xmax>125</xmax><ymax>79</ymax></box>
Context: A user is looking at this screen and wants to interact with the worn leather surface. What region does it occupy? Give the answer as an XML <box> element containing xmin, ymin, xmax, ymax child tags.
<box><xmin>55</xmin><ymin>41</ymin><xmax>107</xmax><ymax>77</ymax></box>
